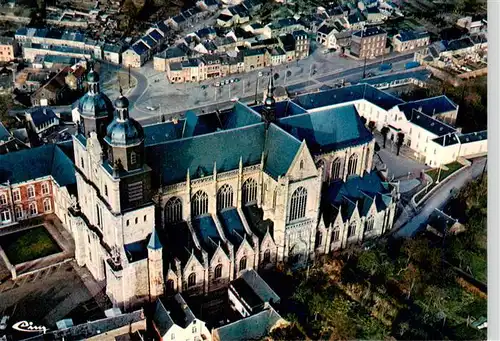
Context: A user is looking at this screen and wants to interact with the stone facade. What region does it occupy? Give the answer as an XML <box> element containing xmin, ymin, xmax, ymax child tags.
<box><xmin>65</xmin><ymin>71</ymin><xmax>400</xmax><ymax>311</ymax></box>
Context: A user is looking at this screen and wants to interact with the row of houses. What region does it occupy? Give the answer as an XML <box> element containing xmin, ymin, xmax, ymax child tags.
<box><xmin>157</xmin><ymin>30</ymin><xmax>309</xmax><ymax>83</ymax></box>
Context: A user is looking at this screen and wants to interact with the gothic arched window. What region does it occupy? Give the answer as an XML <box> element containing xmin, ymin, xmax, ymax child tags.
<box><xmin>263</xmin><ymin>249</ymin><xmax>271</xmax><ymax>263</ymax></box>
<box><xmin>316</xmin><ymin>231</ymin><xmax>323</xmax><ymax>248</ymax></box>
<box><xmin>165</xmin><ymin>197</ymin><xmax>182</xmax><ymax>223</ymax></box>
<box><xmin>331</xmin><ymin>158</ymin><xmax>342</xmax><ymax>180</ymax></box>
<box><xmin>365</xmin><ymin>216</ymin><xmax>374</xmax><ymax>232</ymax></box>
<box><xmin>242</xmin><ymin>178</ymin><xmax>258</xmax><ymax>205</ymax></box>
<box><xmin>289</xmin><ymin>187</ymin><xmax>307</xmax><ymax>221</ymax></box>
<box><xmin>347</xmin><ymin>154</ymin><xmax>358</xmax><ymax>177</ymax></box>
<box><xmin>191</xmin><ymin>190</ymin><xmax>208</xmax><ymax>217</ymax></box>
<box><xmin>239</xmin><ymin>256</ymin><xmax>247</xmax><ymax>271</ymax></box>
<box><xmin>166</xmin><ymin>279</ymin><xmax>175</xmax><ymax>294</ymax></box>
<box><xmin>214</xmin><ymin>264</ymin><xmax>222</xmax><ymax>279</ymax></box>
<box><xmin>217</xmin><ymin>184</ymin><xmax>234</xmax><ymax>211</ymax></box>
<box><xmin>188</xmin><ymin>273</ymin><xmax>196</xmax><ymax>287</ymax></box>
<box><xmin>332</xmin><ymin>226</ymin><xmax>340</xmax><ymax>242</ymax></box>
<box><xmin>348</xmin><ymin>222</ymin><xmax>357</xmax><ymax>238</ymax></box>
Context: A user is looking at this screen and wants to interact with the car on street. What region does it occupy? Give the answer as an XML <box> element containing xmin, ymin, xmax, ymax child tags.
<box><xmin>258</xmin><ymin>71</ymin><xmax>263</xmax><ymax>77</ymax></box>
<box><xmin>213</xmin><ymin>82</ymin><xmax>220</xmax><ymax>87</ymax></box>
<box><xmin>229</xmin><ymin>79</ymin><xmax>234</xmax><ymax>83</ymax></box>
<box><xmin>230</xmin><ymin>97</ymin><xmax>239</xmax><ymax>102</ymax></box>
<box><xmin>146</xmin><ymin>106</ymin><xmax>157</xmax><ymax>111</ymax></box>
<box><xmin>201</xmin><ymin>85</ymin><xmax>208</xmax><ymax>89</ymax></box>
<box><xmin>234</xmin><ymin>78</ymin><xmax>240</xmax><ymax>82</ymax></box>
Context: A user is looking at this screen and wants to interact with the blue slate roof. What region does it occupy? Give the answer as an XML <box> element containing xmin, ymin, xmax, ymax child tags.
<box><xmin>149</xmin><ymin>29</ymin><xmax>163</xmax><ymax>42</ymax></box>
<box><xmin>293</xmin><ymin>84</ymin><xmax>404</xmax><ymax>111</ymax></box>
<box><xmin>405</xmin><ymin>110</ymin><xmax>456</xmax><ymax>136</ymax></box>
<box><xmin>219</xmin><ymin>208</ymin><xmax>246</xmax><ymax>246</ymax></box>
<box><xmin>124</xmin><ymin>239</ymin><xmax>148</xmax><ymax>262</ymax></box>
<box><xmin>163</xmin><ymin>221</ymin><xmax>202</xmax><ymax>266</ymax></box>
<box><xmin>142</xmin><ymin>35</ymin><xmax>157</xmax><ymax>48</ymax></box>
<box><xmin>226</xmin><ymin>102</ymin><xmax>262</xmax><ymax>128</ymax></box>
<box><xmin>396</xmin><ymin>30</ymin><xmax>430</xmax><ymax>42</ymax></box>
<box><xmin>0</xmin><ymin>123</ymin><xmax>9</xmax><ymax>141</ymax></box>
<box><xmin>0</xmin><ymin>144</ymin><xmax>76</xmax><ymax>187</ymax></box>
<box><xmin>278</xmin><ymin>105</ymin><xmax>373</xmax><ymax>154</ymax></box>
<box><xmin>29</xmin><ymin>107</ymin><xmax>57</xmax><ymax>127</ymax></box>
<box><xmin>132</xmin><ymin>41</ymin><xmax>149</xmax><ymax>55</ymax></box>
<box><xmin>398</xmin><ymin>96</ymin><xmax>457</xmax><ymax>117</ymax></box>
<box><xmin>252</xmin><ymin>100</ymin><xmax>307</xmax><ymax>119</ymax></box>
<box><xmin>192</xmin><ymin>215</ymin><xmax>222</xmax><ymax>254</ymax></box>
<box><xmin>146</xmin><ymin>123</ymin><xmax>266</xmax><ymax>186</ymax></box>
<box><xmin>352</xmin><ymin>70</ymin><xmax>432</xmax><ymax>86</ymax></box>
<box><xmin>148</xmin><ymin>228</ymin><xmax>162</xmax><ymax>250</ymax></box>
<box><xmin>264</xmin><ymin>124</ymin><xmax>301</xmax><ymax>179</ymax></box>
<box><xmin>325</xmin><ymin>172</ymin><xmax>393</xmax><ymax>221</ymax></box>
<box><xmin>214</xmin><ymin>308</ymin><xmax>283</xmax><ymax>341</ymax></box>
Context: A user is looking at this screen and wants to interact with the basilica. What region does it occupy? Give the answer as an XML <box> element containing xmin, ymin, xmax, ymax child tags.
<box><xmin>68</xmin><ymin>68</ymin><xmax>398</xmax><ymax>310</ymax></box>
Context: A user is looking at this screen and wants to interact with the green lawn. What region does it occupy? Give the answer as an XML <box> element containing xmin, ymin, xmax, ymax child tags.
<box><xmin>427</xmin><ymin>161</ymin><xmax>463</xmax><ymax>182</ymax></box>
<box><xmin>0</xmin><ymin>226</ymin><xmax>61</xmax><ymax>265</ymax></box>
<box><xmin>415</xmin><ymin>161</ymin><xmax>464</xmax><ymax>203</ymax></box>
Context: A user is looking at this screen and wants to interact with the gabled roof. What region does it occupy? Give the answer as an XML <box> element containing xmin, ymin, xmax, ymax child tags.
<box><xmin>397</xmin><ymin>96</ymin><xmax>457</xmax><ymax>117</ymax></box>
<box><xmin>146</xmin><ymin>123</ymin><xmax>266</xmax><ymax>185</ymax></box>
<box><xmin>0</xmin><ymin>144</ymin><xmax>76</xmax><ymax>187</ymax></box>
<box><xmin>278</xmin><ymin>105</ymin><xmax>373</xmax><ymax>154</ymax></box>
<box><xmin>149</xmin><ymin>29</ymin><xmax>164</xmax><ymax>42</ymax></box>
<box><xmin>219</xmin><ymin>208</ymin><xmax>246</xmax><ymax>246</ymax></box>
<box><xmin>240</xmin><ymin>269</ymin><xmax>280</xmax><ymax>304</ymax></box>
<box><xmin>132</xmin><ymin>41</ymin><xmax>149</xmax><ymax>55</ymax></box>
<box><xmin>264</xmin><ymin>124</ymin><xmax>301</xmax><ymax>179</ymax></box>
<box><xmin>405</xmin><ymin>109</ymin><xmax>456</xmax><ymax>136</ymax></box>
<box><xmin>213</xmin><ymin>307</ymin><xmax>284</xmax><ymax>341</ymax></box>
<box><xmin>353</xmin><ymin>26</ymin><xmax>386</xmax><ymax>37</ymax></box>
<box><xmin>293</xmin><ymin>84</ymin><xmax>404</xmax><ymax>111</ymax></box>
<box><xmin>28</xmin><ymin>107</ymin><xmax>58</xmax><ymax>127</ymax></box>
<box><xmin>318</xmin><ymin>25</ymin><xmax>335</xmax><ymax>35</ymax></box>
<box><xmin>192</xmin><ymin>215</ymin><xmax>224</xmax><ymax>256</ymax></box>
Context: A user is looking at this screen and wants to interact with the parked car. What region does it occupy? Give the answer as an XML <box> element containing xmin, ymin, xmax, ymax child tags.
<box><xmin>213</xmin><ymin>82</ymin><xmax>220</xmax><ymax>87</ymax></box>
<box><xmin>230</xmin><ymin>97</ymin><xmax>239</xmax><ymax>102</ymax></box>
<box><xmin>0</xmin><ymin>316</ymin><xmax>9</xmax><ymax>331</ymax></box>
<box><xmin>201</xmin><ymin>85</ymin><xmax>208</xmax><ymax>89</ymax></box>
<box><xmin>234</xmin><ymin>78</ymin><xmax>240</xmax><ymax>82</ymax></box>
<box><xmin>146</xmin><ymin>106</ymin><xmax>157</xmax><ymax>111</ymax></box>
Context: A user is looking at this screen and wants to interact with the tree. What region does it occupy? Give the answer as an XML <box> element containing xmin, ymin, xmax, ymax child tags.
<box><xmin>396</xmin><ymin>132</ymin><xmax>405</xmax><ymax>156</ymax></box>
<box><xmin>380</xmin><ymin>126</ymin><xmax>390</xmax><ymax>148</ymax></box>
<box><xmin>368</xmin><ymin>120</ymin><xmax>376</xmax><ymax>132</ymax></box>
<box><xmin>286</xmin><ymin>70</ymin><xmax>292</xmax><ymax>78</ymax></box>
<box><xmin>274</xmin><ymin>72</ymin><xmax>280</xmax><ymax>81</ymax></box>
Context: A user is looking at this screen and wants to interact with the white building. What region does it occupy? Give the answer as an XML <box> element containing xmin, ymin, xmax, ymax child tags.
<box><xmin>152</xmin><ymin>294</ymin><xmax>211</xmax><ymax>341</ymax></box>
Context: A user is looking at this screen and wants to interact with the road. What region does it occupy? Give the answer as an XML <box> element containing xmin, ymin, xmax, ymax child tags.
<box><xmin>392</xmin><ymin>157</ymin><xmax>487</xmax><ymax>238</ymax></box>
<box><xmin>120</xmin><ymin>47</ymin><xmax>418</xmax><ymax>120</ymax></box>
<box><xmin>131</xmin><ymin>52</ymin><xmax>417</xmax><ymax>124</ymax></box>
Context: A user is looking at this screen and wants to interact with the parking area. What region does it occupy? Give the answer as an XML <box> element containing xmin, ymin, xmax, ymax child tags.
<box><xmin>0</xmin><ymin>260</ymin><xmax>109</xmax><ymax>338</ymax></box>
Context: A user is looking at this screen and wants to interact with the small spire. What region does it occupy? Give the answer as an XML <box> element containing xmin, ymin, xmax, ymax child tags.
<box><xmin>148</xmin><ymin>227</ymin><xmax>162</xmax><ymax>250</ymax></box>
<box><xmin>267</xmin><ymin>73</ymin><xmax>274</xmax><ymax>99</ymax></box>
<box><xmin>186</xmin><ymin>168</ymin><xmax>190</xmax><ymax>182</ymax></box>
<box><xmin>239</xmin><ymin>156</ymin><xmax>243</xmax><ymax>169</ymax></box>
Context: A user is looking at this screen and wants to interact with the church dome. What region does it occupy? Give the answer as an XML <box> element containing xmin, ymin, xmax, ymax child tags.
<box><xmin>87</xmin><ymin>69</ymin><xmax>99</xmax><ymax>82</ymax></box>
<box><xmin>78</xmin><ymin>92</ymin><xmax>114</xmax><ymax>119</ymax></box>
<box><xmin>105</xmin><ymin>119</ymin><xmax>144</xmax><ymax>146</ymax></box>
<box><xmin>78</xmin><ymin>68</ymin><xmax>114</xmax><ymax>119</ymax></box>
<box><xmin>105</xmin><ymin>95</ymin><xmax>144</xmax><ymax>146</ymax></box>
<box><xmin>115</xmin><ymin>95</ymin><xmax>129</xmax><ymax>109</ymax></box>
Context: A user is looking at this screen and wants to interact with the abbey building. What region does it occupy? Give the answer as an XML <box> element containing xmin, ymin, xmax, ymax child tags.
<box><xmin>25</xmin><ymin>68</ymin><xmax>399</xmax><ymax>310</ymax></box>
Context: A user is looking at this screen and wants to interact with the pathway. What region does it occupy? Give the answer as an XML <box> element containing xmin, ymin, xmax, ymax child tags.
<box><xmin>392</xmin><ymin>157</ymin><xmax>487</xmax><ymax>238</ymax></box>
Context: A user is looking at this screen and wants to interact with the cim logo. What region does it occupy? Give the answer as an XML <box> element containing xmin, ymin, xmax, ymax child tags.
<box><xmin>12</xmin><ymin>321</ymin><xmax>48</xmax><ymax>334</ymax></box>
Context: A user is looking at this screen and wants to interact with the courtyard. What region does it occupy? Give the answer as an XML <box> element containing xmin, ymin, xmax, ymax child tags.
<box><xmin>0</xmin><ymin>226</ymin><xmax>61</xmax><ymax>265</ymax></box>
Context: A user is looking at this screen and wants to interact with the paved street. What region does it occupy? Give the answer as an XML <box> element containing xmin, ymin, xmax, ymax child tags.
<box><xmin>98</xmin><ymin>45</ymin><xmax>419</xmax><ymax>122</ymax></box>
<box><xmin>392</xmin><ymin>157</ymin><xmax>487</xmax><ymax>238</ymax></box>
